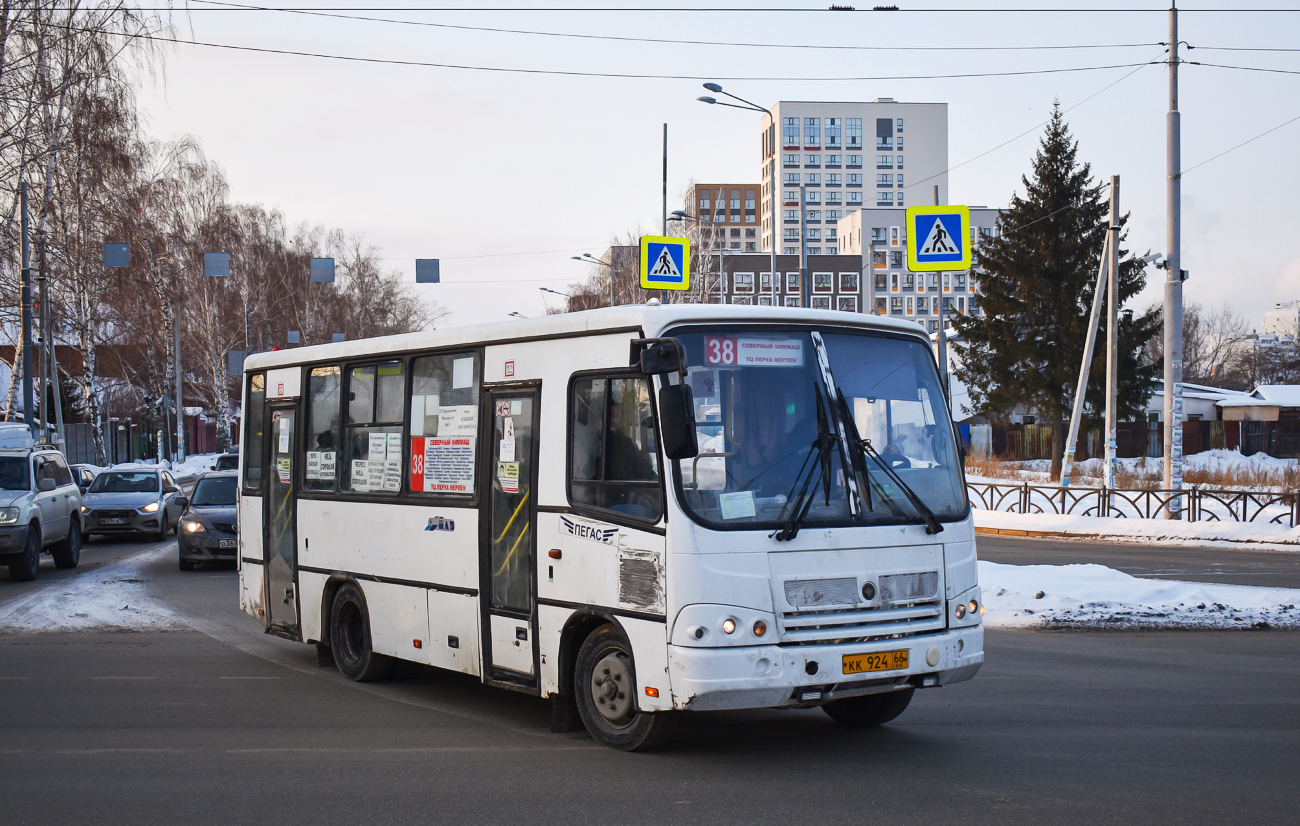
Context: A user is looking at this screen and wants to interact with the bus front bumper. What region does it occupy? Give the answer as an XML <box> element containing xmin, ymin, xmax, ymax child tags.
<box><xmin>667</xmin><ymin>626</ymin><xmax>983</xmax><ymax>711</ymax></box>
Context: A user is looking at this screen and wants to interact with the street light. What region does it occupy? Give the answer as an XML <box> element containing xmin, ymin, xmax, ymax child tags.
<box><xmin>697</xmin><ymin>83</ymin><xmax>779</xmax><ymax>308</ymax></box>
<box><xmin>508</xmin><ymin>311</ymin><xmax>529</xmax><ymax>319</ymax></box>
<box><xmin>539</xmin><ymin>286</ymin><xmax>572</xmax><ymax>298</ymax></box>
<box><xmin>670</xmin><ymin>209</ymin><xmax>727</xmax><ymax>304</ymax></box>
<box><xmin>572</xmin><ymin>254</ymin><xmax>616</xmax><ymax>307</ymax></box>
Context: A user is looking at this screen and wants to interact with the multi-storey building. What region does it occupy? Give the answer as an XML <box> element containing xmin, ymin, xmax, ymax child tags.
<box><xmin>759</xmin><ymin>100</ymin><xmax>948</xmax><ymax>256</ymax></box>
<box><xmin>837</xmin><ymin>206</ymin><xmax>1001</xmax><ymax>333</ymax></box>
<box><xmin>694</xmin><ymin>253</ymin><xmax>867</xmax><ymax>311</ymax></box>
<box><xmin>1263</xmin><ymin>301</ymin><xmax>1300</xmax><ymax>338</ymax></box>
<box><xmin>681</xmin><ymin>183</ymin><xmax>762</xmax><ymax>253</ymax></box>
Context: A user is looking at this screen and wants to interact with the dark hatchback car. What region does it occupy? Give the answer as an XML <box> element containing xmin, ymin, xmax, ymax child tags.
<box><xmin>178</xmin><ymin>471</ymin><xmax>238</xmax><ymax>571</ymax></box>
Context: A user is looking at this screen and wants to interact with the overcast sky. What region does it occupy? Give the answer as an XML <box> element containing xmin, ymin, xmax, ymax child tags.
<box><xmin>134</xmin><ymin>1</ymin><xmax>1300</xmax><ymax>332</ymax></box>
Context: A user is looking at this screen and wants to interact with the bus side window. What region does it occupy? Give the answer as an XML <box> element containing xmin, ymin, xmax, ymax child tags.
<box><xmin>409</xmin><ymin>352</ymin><xmax>480</xmax><ymax>496</ymax></box>
<box><xmin>343</xmin><ymin>362</ymin><xmax>404</xmax><ymax>494</ymax></box>
<box><xmin>243</xmin><ymin>373</ymin><xmax>265</xmax><ymax>492</ymax></box>
<box><xmin>304</xmin><ymin>366</ymin><xmax>342</xmax><ymax>491</ymax></box>
<box><xmin>568</xmin><ymin>375</ymin><xmax>662</xmax><ymax>522</ymax></box>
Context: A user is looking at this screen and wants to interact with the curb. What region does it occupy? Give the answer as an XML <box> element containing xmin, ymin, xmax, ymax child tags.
<box><xmin>974</xmin><ymin>525</ymin><xmax>1300</xmax><ymax>547</ymax></box>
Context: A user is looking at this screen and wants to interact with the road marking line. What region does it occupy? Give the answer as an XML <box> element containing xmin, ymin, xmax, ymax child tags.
<box><xmin>219</xmin><ymin>676</ymin><xmax>282</xmax><ymax>680</ymax></box>
<box><xmin>91</xmin><ymin>676</ymin><xmax>157</xmax><ymax>680</ymax></box>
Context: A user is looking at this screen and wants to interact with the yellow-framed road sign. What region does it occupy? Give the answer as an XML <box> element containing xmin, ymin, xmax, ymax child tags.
<box><xmin>639</xmin><ymin>235</ymin><xmax>691</xmax><ymax>291</ymax></box>
<box><xmin>906</xmin><ymin>205</ymin><xmax>971</xmax><ymax>272</ymax></box>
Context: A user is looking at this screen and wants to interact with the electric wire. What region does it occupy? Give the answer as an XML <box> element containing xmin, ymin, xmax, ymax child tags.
<box><xmin>1190</xmin><ymin>61</ymin><xmax>1300</xmax><ymax>77</ymax></box>
<box><xmin>1182</xmin><ymin>112</ymin><xmax>1300</xmax><ymax>176</ymax></box>
<box><xmin>185</xmin><ymin>1</ymin><xmax>1164</xmax><ymax>52</ymax></box>
<box><xmin>98</xmin><ymin>29</ymin><xmax>1164</xmax><ymax>82</ymax></box>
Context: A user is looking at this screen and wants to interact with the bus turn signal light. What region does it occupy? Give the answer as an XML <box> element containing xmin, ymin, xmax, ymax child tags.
<box><xmin>644</xmin><ymin>687</ymin><xmax>659</xmax><ymax>698</ymax></box>
<box><xmin>413</xmin><ymin>640</ymin><xmax>422</xmax><ymax>649</ymax></box>
<box><xmin>753</xmin><ymin>620</ymin><xmax>767</xmax><ymax>636</ymax></box>
<box><xmin>548</xmin><ymin>549</ymin><xmax>562</xmax><ymax>559</ymax></box>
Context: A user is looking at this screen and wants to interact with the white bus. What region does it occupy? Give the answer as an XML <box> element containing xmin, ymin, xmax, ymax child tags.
<box><xmin>237</xmin><ymin>305</ymin><xmax>982</xmax><ymax>750</ymax></box>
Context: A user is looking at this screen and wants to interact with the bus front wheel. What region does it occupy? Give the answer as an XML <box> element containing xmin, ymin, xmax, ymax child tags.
<box><xmin>821</xmin><ymin>687</ymin><xmax>914</xmax><ymax>728</ymax></box>
<box><xmin>574</xmin><ymin>623</ymin><xmax>676</xmax><ymax>751</ymax></box>
<box><xmin>329</xmin><ymin>582</ymin><xmax>394</xmax><ymax>682</ymax></box>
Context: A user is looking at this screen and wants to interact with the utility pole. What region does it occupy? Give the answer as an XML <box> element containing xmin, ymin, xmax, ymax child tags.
<box><xmin>661</xmin><ymin>123</ymin><xmax>668</xmax><ymax>303</ymax></box>
<box><xmin>1105</xmin><ymin>176</ymin><xmax>1121</xmax><ymax>504</ymax></box>
<box><xmin>1060</xmin><ymin>233</ymin><xmax>1113</xmax><ymax>487</ymax></box>
<box><xmin>1163</xmin><ymin>1</ymin><xmax>1185</xmax><ymax>517</ymax></box>
<box><xmin>38</xmin><ymin>231</ymin><xmax>64</xmax><ymax>445</ymax></box>
<box><xmin>768</xmin><ymin>118</ymin><xmax>777</xmax><ymax>307</ymax></box>
<box><xmin>174</xmin><ymin>296</ymin><xmax>185</xmax><ymax>463</ymax></box>
<box><xmin>37</xmin><ymin>232</ymin><xmax>48</xmax><ymax>436</ymax></box>
<box><xmin>19</xmin><ymin>182</ymin><xmax>36</xmax><ymax>442</ymax></box>
<box><xmin>799</xmin><ymin>184</ymin><xmax>809</xmax><ymax>308</ymax></box>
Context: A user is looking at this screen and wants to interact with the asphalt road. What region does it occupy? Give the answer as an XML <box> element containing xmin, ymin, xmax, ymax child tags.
<box><xmin>0</xmin><ymin>538</ymin><xmax>1297</xmax><ymax>825</ymax></box>
<box><xmin>977</xmin><ymin>534</ymin><xmax>1300</xmax><ymax>588</ymax></box>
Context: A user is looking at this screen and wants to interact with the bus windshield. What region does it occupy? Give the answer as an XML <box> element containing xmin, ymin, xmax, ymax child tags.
<box><xmin>672</xmin><ymin>327</ymin><xmax>967</xmax><ymax>531</ymax></box>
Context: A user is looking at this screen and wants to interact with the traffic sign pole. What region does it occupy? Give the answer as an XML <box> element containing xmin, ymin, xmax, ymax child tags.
<box><xmin>936</xmin><ymin>271</ymin><xmax>947</xmax><ymax>399</ymax></box>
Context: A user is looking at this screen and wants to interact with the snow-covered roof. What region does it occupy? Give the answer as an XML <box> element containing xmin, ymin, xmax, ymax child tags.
<box><xmin>1217</xmin><ymin>397</ymin><xmax>1278</xmax><ymax>408</ymax></box>
<box><xmin>1250</xmin><ymin>385</ymin><xmax>1300</xmax><ymax>406</ymax></box>
<box><xmin>1150</xmin><ymin>380</ymin><xmax>1250</xmax><ymax>402</ymax></box>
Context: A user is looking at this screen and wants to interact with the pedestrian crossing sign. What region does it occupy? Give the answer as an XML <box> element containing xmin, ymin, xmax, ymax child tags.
<box><xmin>906</xmin><ymin>205</ymin><xmax>971</xmax><ymax>272</ymax></box>
<box><xmin>639</xmin><ymin>236</ymin><xmax>691</xmax><ymax>291</ymax></box>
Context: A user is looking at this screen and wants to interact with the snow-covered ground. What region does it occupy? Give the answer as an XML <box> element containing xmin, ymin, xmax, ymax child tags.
<box><xmin>88</xmin><ymin>452</ymin><xmax>223</xmax><ymax>483</ymax></box>
<box><xmin>980</xmin><ymin>560</ymin><xmax>1300</xmax><ymax>629</ymax></box>
<box><xmin>0</xmin><ymin>544</ymin><xmax>189</xmax><ymax>633</ymax></box>
<box><xmin>975</xmin><ymin>509</ymin><xmax>1300</xmax><ymax>548</ymax></box>
<box><xmin>969</xmin><ymin>450</ymin><xmax>1299</xmax><ymax>488</ymax></box>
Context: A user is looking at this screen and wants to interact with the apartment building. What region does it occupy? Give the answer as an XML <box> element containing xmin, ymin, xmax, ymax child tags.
<box><xmin>837</xmin><ymin>206</ymin><xmax>1002</xmax><ymax>333</ymax></box>
<box><xmin>680</xmin><ymin>183</ymin><xmax>762</xmax><ymax>258</ymax></box>
<box><xmin>1263</xmin><ymin>301</ymin><xmax>1300</xmax><ymax>338</ymax></box>
<box><xmin>759</xmin><ymin>100</ymin><xmax>948</xmax><ymax>256</ymax></box>
<box><xmin>694</xmin><ymin>252</ymin><xmax>867</xmax><ymax>311</ymax></box>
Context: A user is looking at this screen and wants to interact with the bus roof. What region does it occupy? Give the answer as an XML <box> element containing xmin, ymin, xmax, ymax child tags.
<box><xmin>244</xmin><ymin>304</ymin><xmax>929</xmax><ymax>372</ymax></box>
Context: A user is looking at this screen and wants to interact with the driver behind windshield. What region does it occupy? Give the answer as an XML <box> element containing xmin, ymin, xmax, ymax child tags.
<box><xmin>725</xmin><ymin>370</ymin><xmax>817</xmax><ymax>497</ymax></box>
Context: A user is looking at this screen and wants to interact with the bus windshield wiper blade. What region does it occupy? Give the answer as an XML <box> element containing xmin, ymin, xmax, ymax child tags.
<box><xmin>771</xmin><ymin>385</ymin><xmax>835</xmax><ymax>542</ymax></box>
<box><xmin>860</xmin><ymin>438</ymin><xmax>944</xmax><ymax>535</ymax></box>
<box><xmin>809</xmin><ymin>332</ymin><xmax>866</xmax><ymax>519</ymax></box>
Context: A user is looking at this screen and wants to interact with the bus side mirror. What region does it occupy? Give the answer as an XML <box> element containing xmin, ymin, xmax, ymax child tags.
<box><xmin>633</xmin><ymin>338</ymin><xmax>686</xmax><ymax>376</ymax></box>
<box><xmin>658</xmin><ymin>383</ymin><xmax>699</xmax><ymax>461</ymax></box>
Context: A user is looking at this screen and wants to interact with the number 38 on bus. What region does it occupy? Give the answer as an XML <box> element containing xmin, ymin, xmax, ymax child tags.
<box><xmin>236</xmin><ymin>304</ymin><xmax>982</xmax><ymax>750</ymax></box>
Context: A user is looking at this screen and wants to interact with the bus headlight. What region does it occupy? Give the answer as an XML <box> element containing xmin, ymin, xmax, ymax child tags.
<box><xmin>672</xmin><ymin>605</ymin><xmax>777</xmax><ymax>647</ymax></box>
<box><xmin>955</xmin><ymin>603</ymin><xmax>967</xmax><ymax>619</ymax></box>
<box><xmin>0</xmin><ymin>507</ymin><xmax>18</xmax><ymax>525</ymax></box>
<box><xmin>722</xmin><ymin>618</ymin><xmax>736</xmax><ymax>635</ymax></box>
<box><xmin>951</xmin><ymin>585</ymin><xmax>982</xmax><ymax>627</ymax></box>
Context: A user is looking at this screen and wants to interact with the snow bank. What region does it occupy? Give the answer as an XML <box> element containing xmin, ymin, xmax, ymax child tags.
<box><xmin>974</xmin><ymin>509</ymin><xmax>1300</xmax><ymax>547</ymax></box>
<box><xmin>0</xmin><ymin>544</ymin><xmax>188</xmax><ymax>633</ymax></box>
<box><xmin>110</xmin><ymin>452</ymin><xmax>221</xmax><ymax>483</ymax></box>
<box><xmin>980</xmin><ymin>560</ymin><xmax>1300</xmax><ymax>629</ymax></box>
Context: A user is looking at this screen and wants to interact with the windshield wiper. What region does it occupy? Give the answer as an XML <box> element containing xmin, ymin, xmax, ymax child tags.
<box><xmin>810</xmin><ymin>331</ymin><xmax>868</xmax><ymax>519</ymax></box>
<box><xmin>771</xmin><ymin>384</ymin><xmax>835</xmax><ymax>542</ymax></box>
<box><xmin>857</xmin><ymin>432</ymin><xmax>944</xmax><ymax>535</ymax></box>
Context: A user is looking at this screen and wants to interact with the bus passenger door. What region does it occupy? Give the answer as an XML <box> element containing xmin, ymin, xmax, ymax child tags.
<box><xmin>264</xmin><ymin>404</ymin><xmax>300</xmax><ymax>638</ymax></box>
<box><xmin>480</xmin><ymin>387</ymin><xmax>539</xmax><ymax>685</ymax></box>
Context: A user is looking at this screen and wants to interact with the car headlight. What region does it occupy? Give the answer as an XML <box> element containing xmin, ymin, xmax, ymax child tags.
<box><xmin>80</xmin><ymin>505</ymin><xmax>89</xmax><ymax>513</ymax></box>
<box><xmin>182</xmin><ymin>520</ymin><xmax>206</xmax><ymax>533</ymax></box>
<box><xmin>141</xmin><ymin>501</ymin><xmax>161</xmax><ymax>513</ymax></box>
<box><xmin>0</xmin><ymin>507</ymin><xmax>18</xmax><ymax>525</ymax></box>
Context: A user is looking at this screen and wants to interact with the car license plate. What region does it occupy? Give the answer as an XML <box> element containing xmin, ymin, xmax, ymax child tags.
<box><xmin>101</xmin><ymin>517</ymin><xmax>126</xmax><ymax>525</ymax></box>
<box><xmin>218</xmin><ymin>539</ymin><xmax>237</xmax><ymax>549</ymax></box>
<box><xmin>842</xmin><ymin>649</ymin><xmax>909</xmax><ymax>675</ymax></box>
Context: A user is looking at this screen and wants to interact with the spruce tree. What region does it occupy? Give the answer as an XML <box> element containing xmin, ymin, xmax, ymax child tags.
<box><xmin>952</xmin><ymin>104</ymin><xmax>1159</xmax><ymax>479</ymax></box>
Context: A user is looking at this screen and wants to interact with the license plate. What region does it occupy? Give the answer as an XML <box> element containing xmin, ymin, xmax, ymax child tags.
<box><xmin>842</xmin><ymin>649</ymin><xmax>909</xmax><ymax>675</ymax></box>
<box><xmin>218</xmin><ymin>539</ymin><xmax>237</xmax><ymax>549</ymax></box>
<box><xmin>100</xmin><ymin>517</ymin><xmax>126</xmax><ymax>525</ymax></box>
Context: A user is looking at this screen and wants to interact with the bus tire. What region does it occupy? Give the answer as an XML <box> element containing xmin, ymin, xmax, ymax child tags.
<box><xmin>52</xmin><ymin>521</ymin><xmax>81</xmax><ymax>569</ymax></box>
<box><xmin>821</xmin><ymin>688</ymin><xmax>914</xmax><ymax>728</ymax></box>
<box><xmin>329</xmin><ymin>582</ymin><xmax>394</xmax><ymax>682</ymax></box>
<box><xmin>574</xmin><ymin>623</ymin><xmax>677</xmax><ymax>751</ymax></box>
<box><xmin>7</xmin><ymin>524</ymin><xmax>41</xmax><ymax>582</ymax></box>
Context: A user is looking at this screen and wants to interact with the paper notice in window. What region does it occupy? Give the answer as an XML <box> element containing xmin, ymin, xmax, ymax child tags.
<box><xmin>718</xmin><ymin>490</ymin><xmax>757</xmax><ymax>520</ymax></box>
<box><xmin>306</xmin><ymin>451</ymin><xmax>322</xmax><ymax>480</ymax></box>
<box><xmin>735</xmin><ymin>337</ymin><xmax>804</xmax><ymax>367</ymax></box>
<box><xmin>351</xmin><ymin>459</ymin><xmax>370</xmax><ymax>491</ymax></box>
<box><xmin>319</xmin><ymin>451</ymin><xmax>336</xmax><ymax>480</ymax></box>
<box><xmin>452</xmin><ymin>357</ymin><xmax>474</xmax><ymax>389</ymax></box>
<box><xmin>368</xmin><ymin>432</ymin><xmax>387</xmax><ymax>461</ymax></box>
<box><xmin>499</xmin><ymin>437</ymin><xmax>515</xmax><ymax>463</ymax></box>
<box><xmin>439</xmin><ymin>405</ymin><xmax>478</xmax><ymax>436</ymax></box>
<box><xmin>383</xmin><ymin>459</ymin><xmax>401</xmax><ymax>492</ymax></box>
<box><xmin>418</xmin><ymin>437</ymin><xmax>476</xmax><ymax>494</ymax></box>
<box><xmin>386</xmin><ymin>432</ymin><xmax>402</xmax><ymax>457</ymax></box>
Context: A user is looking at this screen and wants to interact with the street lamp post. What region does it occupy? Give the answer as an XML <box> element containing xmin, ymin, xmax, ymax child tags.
<box><xmin>670</xmin><ymin>209</ymin><xmax>726</xmax><ymax>304</ymax></box>
<box><xmin>571</xmin><ymin>253</ymin><xmax>615</xmax><ymax>307</ymax></box>
<box><xmin>697</xmin><ymin>84</ymin><xmax>778</xmax><ymax>308</ymax></box>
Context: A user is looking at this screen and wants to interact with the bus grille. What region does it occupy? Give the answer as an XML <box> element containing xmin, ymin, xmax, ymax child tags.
<box><xmin>779</xmin><ymin>570</ymin><xmax>945</xmax><ymax>644</ymax></box>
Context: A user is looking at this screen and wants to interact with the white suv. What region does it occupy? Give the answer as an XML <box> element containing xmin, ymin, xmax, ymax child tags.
<box><xmin>0</xmin><ymin>447</ymin><xmax>83</xmax><ymax>581</ymax></box>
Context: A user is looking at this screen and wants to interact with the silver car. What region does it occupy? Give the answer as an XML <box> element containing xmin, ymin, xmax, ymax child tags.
<box><xmin>81</xmin><ymin>469</ymin><xmax>187</xmax><ymax>541</ymax></box>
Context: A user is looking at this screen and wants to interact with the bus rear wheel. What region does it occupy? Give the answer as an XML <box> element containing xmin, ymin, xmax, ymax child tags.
<box><xmin>329</xmin><ymin>582</ymin><xmax>394</xmax><ymax>682</ymax></box>
<box><xmin>575</xmin><ymin>623</ymin><xmax>676</xmax><ymax>751</ymax></box>
<box><xmin>821</xmin><ymin>688</ymin><xmax>914</xmax><ymax>728</ymax></box>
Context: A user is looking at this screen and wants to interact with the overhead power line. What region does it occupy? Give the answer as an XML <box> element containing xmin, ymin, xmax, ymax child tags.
<box><xmin>187</xmin><ymin>1</ymin><xmax>1163</xmax><ymax>52</ymax></box>
<box><xmin>1182</xmin><ymin>112</ymin><xmax>1300</xmax><ymax>176</ymax></box>
<box><xmin>100</xmin><ymin>29</ymin><xmax>1163</xmax><ymax>82</ymax></box>
<box><xmin>1191</xmin><ymin>61</ymin><xmax>1300</xmax><ymax>77</ymax></box>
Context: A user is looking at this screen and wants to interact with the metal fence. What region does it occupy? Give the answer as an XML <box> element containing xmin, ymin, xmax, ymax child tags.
<box><xmin>967</xmin><ymin>481</ymin><xmax>1300</xmax><ymax>527</ymax></box>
